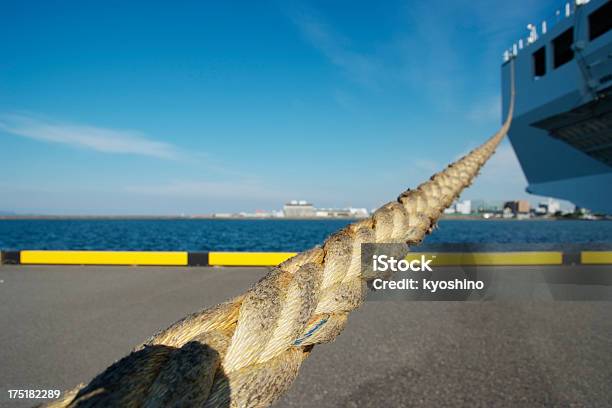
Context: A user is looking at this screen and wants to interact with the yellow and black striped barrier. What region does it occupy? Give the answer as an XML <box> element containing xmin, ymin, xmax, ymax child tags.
<box><xmin>1</xmin><ymin>250</ymin><xmax>611</xmax><ymax>266</ymax></box>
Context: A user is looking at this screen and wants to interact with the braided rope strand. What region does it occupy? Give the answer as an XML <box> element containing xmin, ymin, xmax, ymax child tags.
<box><xmin>43</xmin><ymin>63</ymin><xmax>515</xmax><ymax>408</ymax></box>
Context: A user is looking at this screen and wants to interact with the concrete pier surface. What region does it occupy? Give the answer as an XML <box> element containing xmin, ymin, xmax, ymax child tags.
<box><xmin>0</xmin><ymin>265</ymin><xmax>611</xmax><ymax>407</ymax></box>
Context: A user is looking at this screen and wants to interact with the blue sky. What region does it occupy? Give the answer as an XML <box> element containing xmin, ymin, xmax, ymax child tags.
<box><xmin>1</xmin><ymin>0</ymin><xmax>568</xmax><ymax>214</ymax></box>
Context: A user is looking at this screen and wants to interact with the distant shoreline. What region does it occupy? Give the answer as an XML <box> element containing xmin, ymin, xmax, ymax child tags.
<box><xmin>0</xmin><ymin>215</ymin><xmax>606</xmax><ymax>221</ymax></box>
<box><xmin>0</xmin><ymin>215</ymin><xmax>360</xmax><ymax>221</ymax></box>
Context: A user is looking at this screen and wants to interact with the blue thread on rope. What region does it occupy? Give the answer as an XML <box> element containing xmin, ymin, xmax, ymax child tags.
<box><xmin>293</xmin><ymin>317</ymin><xmax>329</xmax><ymax>345</ymax></box>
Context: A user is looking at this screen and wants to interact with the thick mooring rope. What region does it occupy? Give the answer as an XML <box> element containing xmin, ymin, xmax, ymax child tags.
<box><xmin>44</xmin><ymin>64</ymin><xmax>515</xmax><ymax>408</ymax></box>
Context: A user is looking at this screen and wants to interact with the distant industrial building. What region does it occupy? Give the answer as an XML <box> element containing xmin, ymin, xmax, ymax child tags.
<box><xmin>213</xmin><ymin>200</ymin><xmax>369</xmax><ymax>219</ymax></box>
<box><xmin>315</xmin><ymin>207</ymin><xmax>368</xmax><ymax>218</ymax></box>
<box><xmin>504</xmin><ymin>200</ymin><xmax>530</xmax><ymax>214</ymax></box>
<box><xmin>536</xmin><ymin>198</ymin><xmax>561</xmax><ymax>215</ymax></box>
<box><xmin>471</xmin><ymin>199</ymin><xmax>503</xmax><ymax>213</ymax></box>
<box><xmin>456</xmin><ymin>200</ymin><xmax>471</xmax><ymax>215</ymax></box>
<box><xmin>283</xmin><ymin>200</ymin><xmax>368</xmax><ymax>218</ymax></box>
<box><xmin>349</xmin><ymin>208</ymin><xmax>369</xmax><ymax>218</ymax></box>
<box><xmin>283</xmin><ymin>200</ymin><xmax>315</xmax><ymax>217</ymax></box>
<box><xmin>444</xmin><ymin>199</ymin><xmax>472</xmax><ymax>215</ymax></box>
<box><xmin>503</xmin><ymin>200</ymin><xmax>530</xmax><ymax>218</ymax></box>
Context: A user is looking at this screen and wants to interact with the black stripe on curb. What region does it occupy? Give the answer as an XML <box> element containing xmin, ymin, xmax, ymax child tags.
<box><xmin>1</xmin><ymin>251</ymin><xmax>21</xmax><ymax>265</ymax></box>
<box><xmin>562</xmin><ymin>252</ymin><xmax>581</xmax><ymax>265</ymax></box>
<box><xmin>188</xmin><ymin>252</ymin><xmax>209</xmax><ymax>266</ymax></box>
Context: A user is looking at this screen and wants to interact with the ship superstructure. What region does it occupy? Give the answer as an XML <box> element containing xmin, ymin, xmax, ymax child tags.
<box><xmin>501</xmin><ymin>0</ymin><xmax>612</xmax><ymax>213</ymax></box>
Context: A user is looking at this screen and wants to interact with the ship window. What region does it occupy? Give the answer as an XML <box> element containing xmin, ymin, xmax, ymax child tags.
<box><xmin>553</xmin><ymin>28</ymin><xmax>574</xmax><ymax>68</ymax></box>
<box><xmin>533</xmin><ymin>46</ymin><xmax>546</xmax><ymax>77</ymax></box>
<box><xmin>589</xmin><ymin>1</ymin><xmax>612</xmax><ymax>41</ymax></box>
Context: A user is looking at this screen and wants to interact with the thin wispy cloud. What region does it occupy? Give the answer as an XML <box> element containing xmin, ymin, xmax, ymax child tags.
<box><xmin>286</xmin><ymin>0</ymin><xmax>551</xmax><ymax>116</ymax></box>
<box><xmin>287</xmin><ymin>6</ymin><xmax>383</xmax><ymax>88</ymax></box>
<box><xmin>284</xmin><ymin>1</ymin><xmax>519</xmax><ymax>114</ymax></box>
<box><xmin>0</xmin><ymin>112</ymin><xmax>183</xmax><ymax>159</ymax></box>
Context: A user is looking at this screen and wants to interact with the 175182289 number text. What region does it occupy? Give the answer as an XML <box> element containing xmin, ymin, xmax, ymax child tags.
<box><xmin>8</xmin><ymin>389</ymin><xmax>61</xmax><ymax>399</ymax></box>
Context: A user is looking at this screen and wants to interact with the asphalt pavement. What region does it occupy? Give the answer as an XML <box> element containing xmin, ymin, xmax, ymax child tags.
<box><xmin>0</xmin><ymin>265</ymin><xmax>610</xmax><ymax>407</ymax></box>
